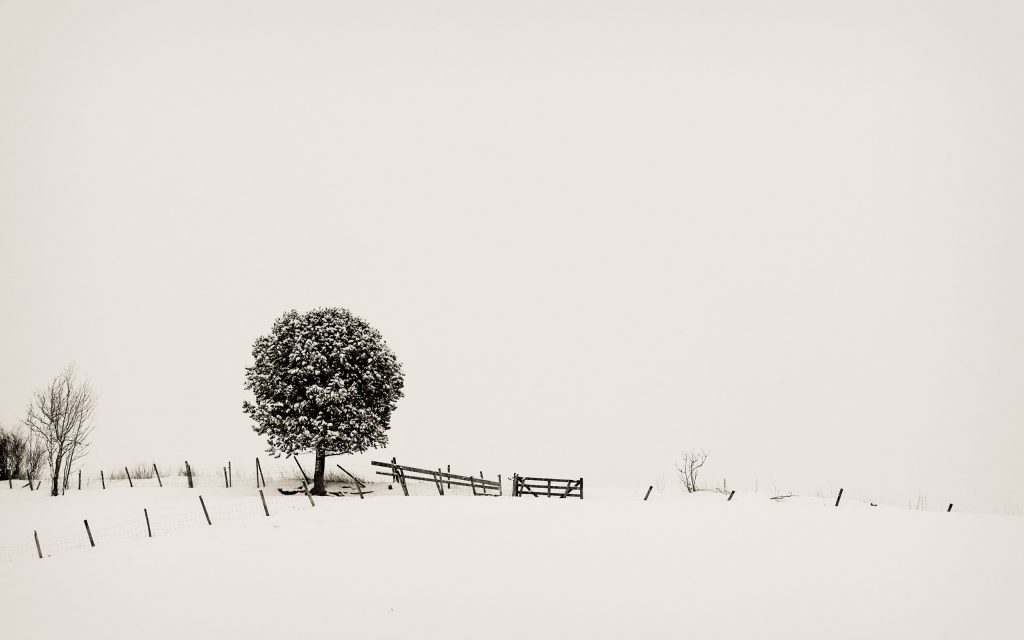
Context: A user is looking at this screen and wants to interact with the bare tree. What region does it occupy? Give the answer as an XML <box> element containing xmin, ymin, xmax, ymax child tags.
<box><xmin>22</xmin><ymin>365</ymin><xmax>97</xmax><ymax>496</ymax></box>
<box><xmin>675</xmin><ymin>449</ymin><xmax>708</xmax><ymax>493</ymax></box>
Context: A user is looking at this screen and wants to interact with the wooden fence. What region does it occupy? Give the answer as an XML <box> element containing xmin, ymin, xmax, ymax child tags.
<box><xmin>370</xmin><ymin>459</ymin><xmax>501</xmax><ymax>496</ymax></box>
<box><xmin>512</xmin><ymin>474</ymin><xmax>583</xmax><ymax>499</ymax></box>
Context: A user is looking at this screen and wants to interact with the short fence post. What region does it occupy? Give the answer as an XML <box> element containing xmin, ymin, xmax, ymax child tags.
<box><xmin>34</xmin><ymin>530</ymin><xmax>43</xmax><ymax>559</ymax></box>
<box><xmin>100</xmin><ymin>470</ymin><xmax>105</xmax><ymax>490</ymax></box>
<box><xmin>579</xmin><ymin>478</ymin><xmax>584</xmax><ymax>500</ymax></box>
<box><xmin>125</xmin><ymin>467</ymin><xmax>133</xmax><ymax>488</ymax></box>
<box><xmin>480</xmin><ymin>471</ymin><xmax>487</xmax><ymax>496</ymax></box>
<box><xmin>259</xmin><ymin>489</ymin><xmax>270</xmax><ymax>516</ymax></box>
<box><xmin>435</xmin><ymin>469</ymin><xmax>445</xmax><ymax>496</ymax></box>
<box><xmin>728</xmin><ymin>490</ymin><xmax>736</xmax><ymax>501</ymax></box>
<box><xmin>84</xmin><ymin>520</ymin><xmax>95</xmax><ymax>547</ymax></box>
<box><xmin>447</xmin><ymin>464</ymin><xmax>451</xmax><ymax>489</ymax></box>
<box><xmin>228</xmin><ymin>461</ymin><xmax>232</xmax><ymax>488</ymax></box>
<box><xmin>947</xmin><ymin>503</ymin><xmax>953</xmax><ymax>512</ymax></box>
<box><xmin>78</xmin><ymin>470</ymin><xmax>81</xmax><ymax>490</ymax></box>
<box><xmin>186</xmin><ymin>461</ymin><xmax>193</xmax><ymax>489</ymax></box>
<box><xmin>644</xmin><ymin>486</ymin><xmax>653</xmax><ymax>501</ymax></box>
<box><xmin>144</xmin><ymin>508</ymin><xmax>152</xmax><ymax>537</ymax></box>
<box><xmin>223</xmin><ymin>467</ymin><xmax>229</xmax><ymax>488</ymax></box>
<box><xmin>834</xmin><ymin>488</ymin><xmax>844</xmax><ymax>507</ymax></box>
<box><xmin>154</xmin><ymin>464</ymin><xmax>162</xmax><ymax>487</ymax></box>
<box><xmin>199</xmin><ymin>496</ymin><xmax>211</xmax><ymax>524</ymax></box>
<box><xmin>498</xmin><ymin>474</ymin><xmax>503</xmax><ymax>496</ymax></box>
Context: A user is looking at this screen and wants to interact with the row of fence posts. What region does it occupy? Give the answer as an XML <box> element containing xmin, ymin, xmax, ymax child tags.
<box><xmin>640</xmin><ymin>484</ymin><xmax>954</xmax><ymax>512</ymax></box>
<box><xmin>41</xmin><ymin>459</ymin><xmax>264</xmax><ymax>491</ymax></box>
<box><xmin>30</xmin><ymin>486</ymin><xmax>312</xmax><ymax>559</ymax></box>
<box><xmin>10</xmin><ymin>456</ymin><xmax>342</xmax><ymax>495</ymax></box>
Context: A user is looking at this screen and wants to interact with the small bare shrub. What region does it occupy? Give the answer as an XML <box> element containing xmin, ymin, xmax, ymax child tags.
<box><xmin>675</xmin><ymin>449</ymin><xmax>708</xmax><ymax>493</ymax></box>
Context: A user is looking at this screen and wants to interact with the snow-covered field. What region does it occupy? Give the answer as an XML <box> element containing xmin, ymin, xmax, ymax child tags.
<box><xmin>2</xmin><ymin>477</ymin><xmax>1022</xmax><ymax>639</ymax></box>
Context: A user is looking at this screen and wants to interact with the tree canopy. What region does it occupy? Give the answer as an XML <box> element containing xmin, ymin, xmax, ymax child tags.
<box><xmin>243</xmin><ymin>308</ymin><xmax>404</xmax><ymax>494</ymax></box>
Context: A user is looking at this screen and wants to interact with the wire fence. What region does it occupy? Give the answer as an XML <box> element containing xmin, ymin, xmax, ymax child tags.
<box><xmin>0</xmin><ymin>491</ymin><xmax>315</xmax><ymax>565</ymax></box>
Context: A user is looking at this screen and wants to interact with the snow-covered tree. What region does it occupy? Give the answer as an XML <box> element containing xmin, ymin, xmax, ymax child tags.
<box><xmin>243</xmin><ymin>308</ymin><xmax>404</xmax><ymax>495</ymax></box>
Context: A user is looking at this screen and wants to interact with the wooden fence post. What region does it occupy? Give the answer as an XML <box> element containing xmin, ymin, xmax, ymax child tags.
<box><xmin>300</xmin><ymin>480</ymin><xmax>316</xmax><ymax>507</ymax></box>
<box><xmin>144</xmin><ymin>508</ymin><xmax>152</xmax><ymax>537</ymax></box>
<box><xmin>728</xmin><ymin>490</ymin><xmax>736</xmax><ymax>501</ymax></box>
<box><xmin>834</xmin><ymin>488</ymin><xmax>844</xmax><ymax>507</ymax></box>
<box><xmin>154</xmin><ymin>464</ymin><xmax>162</xmax><ymax>487</ymax></box>
<box><xmin>199</xmin><ymin>496</ymin><xmax>211</xmax><ymax>524</ymax></box>
<box><xmin>294</xmin><ymin>457</ymin><xmax>311</xmax><ymax>484</ymax></box>
<box><xmin>186</xmin><ymin>461</ymin><xmax>193</xmax><ymax>489</ymax></box>
<box><xmin>336</xmin><ymin>465</ymin><xmax>364</xmax><ymax>499</ymax></box>
<box><xmin>228</xmin><ymin>461</ymin><xmax>232</xmax><ymax>488</ymax></box>
<box><xmin>34</xmin><ymin>530</ymin><xmax>43</xmax><ymax>558</ymax></box>
<box><xmin>100</xmin><ymin>470</ymin><xmax>105</xmax><ymax>490</ymax></box>
<box><xmin>258</xmin><ymin>458</ymin><xmax>267</xmax><ymax>488</ymax></box>
<box><xmin>644</xmin><ymin>486</ymin><xmax>653</xmax><ymax>501</ymax></box>
<box><xmin>480</xmin><ymin>471</ymin><xmax>487</xmax><ymax>496</ymax></box>
<box><xmin>391</xmin><ymin>462</ymin><xmax>408</xmax><ymax>496</ymax></box>
<box><xmin>579</xmin><ymin>478</ymin><xmax>584</xmax><ymax>500</ymax></box>
<box><xmin>223</xmin><ymin>467</ymin><xmax>229</xmax><ymax>488</ymax></box>
<box><xmin>434</xmin><ymin>469</ymin><xmax>445</xmax><ymax>496</ymax></box>
<box><xmin>78</xmin><ymin>470</ymin><xmax>81</xmax><ymax>490</ymax></box>
<box><xmin>259</xmin><ymin>489</ymin><xmax>270</xmax><ymax>516</ymax></box>
<box><xmin>498</xmin><ymin>474</ymin><xmax>503</xmax><ymax>496</ymax></box>
<box><xmin>947</xmin><ymin>503</ymin><xmax>953</xmax><ymax>512</ymax></box>
<box><xmin>447</xmin><ymin>464</ymin><xmax>451</xmax><ymax>489</ymax></box>
<box><xmin>84</xmin><ymin>520</ymin><xmax>95</xmax><ymax>547</ymax></box>
<box><xmin>125</xmin><ymin>467</ymin><xmax>133</xmax><ymax>488</ymax></box>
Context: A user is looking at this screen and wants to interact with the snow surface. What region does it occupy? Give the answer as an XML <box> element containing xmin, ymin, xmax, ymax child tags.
<box><xmin>1</xmin><ymin>479</ymin><xmax>1022</xmax><ymax>639</ymax></box>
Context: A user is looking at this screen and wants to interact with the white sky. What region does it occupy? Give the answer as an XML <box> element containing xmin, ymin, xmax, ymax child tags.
<box><xmin>2</xmin><ymin>1</ymin><xmax>1022</xmax><ymax>512</ymax></box>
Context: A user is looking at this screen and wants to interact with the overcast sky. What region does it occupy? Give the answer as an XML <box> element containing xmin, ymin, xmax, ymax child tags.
<box><xmin>2</xmin><ymin>1</ymin><xmax>1022</xmax><ymax>512</ymax></box>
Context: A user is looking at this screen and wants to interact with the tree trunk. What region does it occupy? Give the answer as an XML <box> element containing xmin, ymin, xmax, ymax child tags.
<box><xmin>50</xmin><ymin>457</ymin><xmax>61</xmax><ymax>497</ymax></box>
<box><xmin>312</xmin><ymin>448</ymin><xmax>327</xmax><ymax>496</ymax></box>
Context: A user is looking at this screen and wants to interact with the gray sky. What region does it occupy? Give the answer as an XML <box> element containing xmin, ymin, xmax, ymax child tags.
<box><xmin>2</xmin><ymin>1</ymin><xmax>1022</xmax><ymax>512</ymax></box>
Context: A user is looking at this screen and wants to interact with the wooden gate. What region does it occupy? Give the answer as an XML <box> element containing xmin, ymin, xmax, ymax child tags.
<box><xmin>512</xmin><ymin>474</ymin><xmax>583</xmax><ymax>499</ymax></box>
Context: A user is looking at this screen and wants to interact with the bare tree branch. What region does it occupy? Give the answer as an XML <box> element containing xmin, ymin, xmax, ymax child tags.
<box><xmin>675</xmin><ymin>449</ymin><xmax>708</xmax><ymax>493</ymax></box>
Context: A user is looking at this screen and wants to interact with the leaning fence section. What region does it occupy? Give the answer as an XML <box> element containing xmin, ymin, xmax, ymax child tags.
<box><xmin>370</xmin><ymin>459</ymin><xmax>501</xmax><ymax>496</ymax></box>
